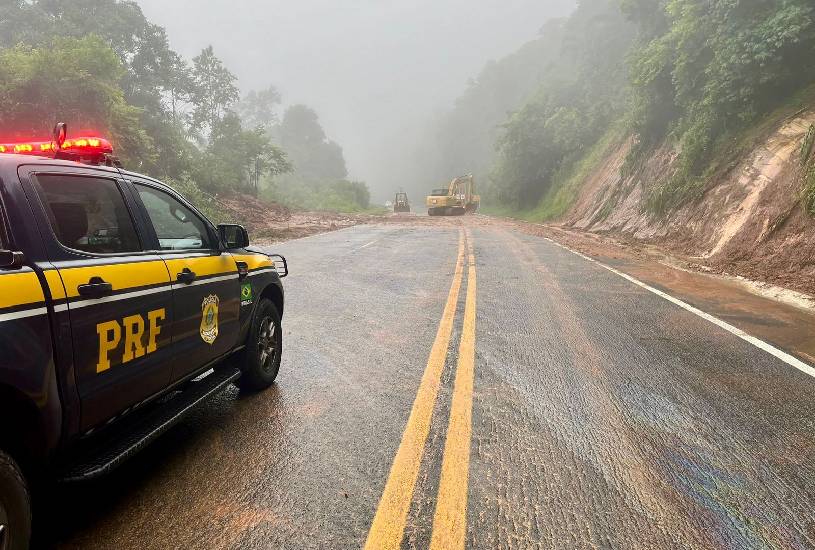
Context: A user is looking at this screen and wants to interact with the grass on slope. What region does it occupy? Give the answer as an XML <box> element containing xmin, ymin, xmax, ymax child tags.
<box><xmin>647</xmin><ymin>83</ymin><xmax>815</xmax><ymax>215</ymax></box>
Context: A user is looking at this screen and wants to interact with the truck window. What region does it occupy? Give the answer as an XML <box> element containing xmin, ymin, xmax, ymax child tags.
<box><xmin>34</xmin><ymin>175</ymin><xmax>142</xmax><ymax>255</ymax></box>
<box><xmin>134</xmin><ymin>184</ymin><xmax>213</xmax><ymax>251</ymax></box>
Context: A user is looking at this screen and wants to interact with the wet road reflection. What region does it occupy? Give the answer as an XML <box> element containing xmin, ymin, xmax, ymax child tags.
<box><xmin>42</xmin><ymin>220</ymin><xmax>815</xmax><ymax>550</ymax></box>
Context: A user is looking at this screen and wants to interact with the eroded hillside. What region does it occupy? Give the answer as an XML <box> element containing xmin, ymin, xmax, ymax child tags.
<box><xmin>560</xmin><ymin>111</ymin><xmax>815</xmax><ymax>294</ymax></box>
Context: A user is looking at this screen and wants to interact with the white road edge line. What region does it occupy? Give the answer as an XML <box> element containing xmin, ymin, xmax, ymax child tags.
<box><xmin>544</xmin><ymin>237</ymin><xmax>815</xmax><ymax>379</ymax></box>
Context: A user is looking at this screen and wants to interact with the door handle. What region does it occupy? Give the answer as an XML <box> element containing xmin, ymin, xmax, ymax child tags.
<box><xmin>177</xmin><ymin>268</ymin><xmax>197</xmax><ymax>284</ymax></box>
<box><xmin>77</xmin><ymin>276</ymin><xmax>113</xmax><ymax>298</ymax></box>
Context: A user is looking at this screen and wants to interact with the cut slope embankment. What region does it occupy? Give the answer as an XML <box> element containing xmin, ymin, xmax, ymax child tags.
<box><xmin>558</xmin><ymin>110</ymin><xmax>815</xmax><ymax>295</ymax></box>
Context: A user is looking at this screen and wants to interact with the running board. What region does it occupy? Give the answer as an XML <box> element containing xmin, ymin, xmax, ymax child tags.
<box><xmin>61</xmin><ymin>366</ymin><xmax>241</xmax><ymax>482</ymax></box>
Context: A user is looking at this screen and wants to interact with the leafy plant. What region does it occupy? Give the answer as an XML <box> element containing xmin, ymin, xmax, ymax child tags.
<box><xmin>802</xmin><ymin>165</ymin><xmax>815</xmax><ymax>215</ymax></box>
<box><xmin>628</xmin><ymin>0</ymin><xmax>815</xmax><ymax>212</ymax></box>
<box><xmin>801</xmin><ymin>124</ymin><xmax>815</xmax><ymax>165</ymax></box>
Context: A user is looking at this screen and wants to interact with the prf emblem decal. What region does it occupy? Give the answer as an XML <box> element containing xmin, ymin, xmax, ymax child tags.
<box><xmin>241</xmin><ymin>283</ymin><xmax>253</xmax><ymax>307</ymax></box>
<box><xmin>96</xmin><ymin>308</ymin><xmax>165</xmax><ymax>373</ymax></box>
<box><xmin>200</xmin><ymin>294</ymin><xmax>220</xmax><ymax>345</ymax></box>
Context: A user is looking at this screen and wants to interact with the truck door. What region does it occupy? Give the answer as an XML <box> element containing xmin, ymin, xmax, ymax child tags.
<box><xmin>130</xmin><ymin>181</ymin><xmax>241</xmax><ymax>382</ymax></box>
<box><xmin>27</xmin><ymin>172</ymin><xmax>175</xmax><ymax>431</ymax></box>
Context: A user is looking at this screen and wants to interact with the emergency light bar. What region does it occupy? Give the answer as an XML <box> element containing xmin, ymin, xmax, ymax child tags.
<box><xmin>0</xmin><ymin>136</ymin><xmax>113</xmax><ymax>157</ymax></box>
<box><xmin>0</xmin><ymin>122</ymin><xmax>122</xmax><ymax>167</ymax></box>
<box><xmin>0</xmin><ymin>122</ymin><xmax>120</xmax><ymax>167</ymax></box>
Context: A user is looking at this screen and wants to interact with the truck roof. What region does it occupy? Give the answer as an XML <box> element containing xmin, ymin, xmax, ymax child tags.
<box><xmin>0</xmin><ymin>153</ymin><xmax>168</xmax><ymax>190</ymax></box>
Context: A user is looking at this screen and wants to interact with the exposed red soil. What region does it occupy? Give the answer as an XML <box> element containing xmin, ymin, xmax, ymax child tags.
<box><xmin>209</xmin><ymin>192</ymin><xmax>380</xmax><ymax>244</ymax></box>
<box><xmin>558</xmin><ymin>111</ymin><xmax>815</xmax><ymax>297</ymax></box>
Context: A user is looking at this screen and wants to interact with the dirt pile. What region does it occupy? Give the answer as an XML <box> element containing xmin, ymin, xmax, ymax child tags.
<box><xmin>559</xmin><ymin>110</ymin><xmax>815</xmax><ymax>295</ymax></box>
<box><xmin>215</xmin><ymin>193</ymin><xmax>292</xmax><ymax>227</ymax></box>
<box><xmin>210</xmin><ymin>192</ymin><xmax>377</xmax><ymax>244</ymax></box>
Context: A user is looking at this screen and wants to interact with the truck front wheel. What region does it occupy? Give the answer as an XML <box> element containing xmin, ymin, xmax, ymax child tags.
<box><xmin>239</xmin><ymin>299</ymin><xmax>283</xmax><ymax>392</ymax></box>
<box><xmin>0</xmin><ymin>450</ymin><xmax>30</xmax><ymax>550</ymax></box>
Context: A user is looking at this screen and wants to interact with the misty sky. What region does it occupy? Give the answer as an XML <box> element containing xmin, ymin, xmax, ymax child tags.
<box><xmin>136</xmin><ymin>0</ymin><xmax>574</xmax><ymax>200</ymax></box>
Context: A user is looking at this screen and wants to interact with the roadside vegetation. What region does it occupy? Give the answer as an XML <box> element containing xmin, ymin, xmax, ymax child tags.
<box><xmin>428</xmin><ymin>0</ymin><xmax>815</xmax><ymax>219</ymax></box>
<box><xmin>801</xmin><ymin>123</ymin><xmax>815</xmax><ymax>215</ymax></box>
<box><xmin>0</xmin><ymin>1</ymin><xmax>372</xmax><ymax>216</ymax></box>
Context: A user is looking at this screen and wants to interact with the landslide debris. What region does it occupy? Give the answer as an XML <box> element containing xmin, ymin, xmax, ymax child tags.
<box><xmin>205</xmin><ymin>192</ymin><xmax>378</xmax><ymax>244</ymax></box>
<box><xmin>556</xmin><ymin>109</ymin><xmax>815</xmax><ymax>296</ymax></box>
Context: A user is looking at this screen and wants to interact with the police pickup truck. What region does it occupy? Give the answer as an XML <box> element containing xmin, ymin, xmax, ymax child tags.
<box><xmin>0</xmin><ymin>128</ymin><xmax>287</xmax><ymax>549</ymax></box>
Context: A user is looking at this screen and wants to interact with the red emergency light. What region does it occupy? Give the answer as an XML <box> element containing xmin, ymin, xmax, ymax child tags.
<box><xmin>0</xmin><ymin>136</ymin><xmax>113</xmax><ymax>157</ymax></box>
<box><xmin>0</xmin><ymin>123</ymin><xmax>120</xmax><ymax>167</ymax></box>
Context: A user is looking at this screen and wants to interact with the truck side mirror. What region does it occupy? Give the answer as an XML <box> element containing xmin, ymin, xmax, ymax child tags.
<box><xmin>218</xmin><ymin>224</ymin><xmax>250</xmax><ymax>249</ymax></box>
<box><xmin>0</xmin><ymin>250</ymin><xmax>25</xmax><ymax>269</ymax></box>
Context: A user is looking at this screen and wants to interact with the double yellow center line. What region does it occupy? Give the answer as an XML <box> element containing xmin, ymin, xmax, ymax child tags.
<box><xmin>365</xmin><ymin>228</ymin><xmax>477</xmax><ymax>550</ymax></box>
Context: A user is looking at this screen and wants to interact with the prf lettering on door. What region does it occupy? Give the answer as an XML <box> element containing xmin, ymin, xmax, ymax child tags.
<box><xmin>96</xmin><ymin>309</ymin><xmax>166</xmax><ymax>373</ymax></box>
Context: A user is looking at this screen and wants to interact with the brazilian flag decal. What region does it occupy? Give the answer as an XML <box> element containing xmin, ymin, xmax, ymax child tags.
<box><xmin>241</xmin><ymin>283</ymin><xmax>253</xmax><ymax>306</ymax></box>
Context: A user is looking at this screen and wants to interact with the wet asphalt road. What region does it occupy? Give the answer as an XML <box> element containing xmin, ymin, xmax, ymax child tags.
<box><xmin>46</xmin><ymin>219</ymin><xmax>815</xmax><ymax>549</ymax></box>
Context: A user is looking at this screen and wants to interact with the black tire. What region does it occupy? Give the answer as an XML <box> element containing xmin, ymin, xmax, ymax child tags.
<box><xmin>239</xmin><ymin>298</ymin><xmax>283</xmax><ymax>392</ymax></box>
<box><xmin>0</xmin><ymin>451</ymin><xmax>30</xmax><ymax>550</ymax></box>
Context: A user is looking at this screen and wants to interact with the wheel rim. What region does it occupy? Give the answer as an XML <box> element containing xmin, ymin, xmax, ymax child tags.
<box><xmin>0</xmin><ymin>502</ymin><xmax>9</xmax><ymax>550</ymax></box>
<box><xmin>257</xmin><ymin>316</ymin><xmax>278</xmax><ymax>372</ymax></box>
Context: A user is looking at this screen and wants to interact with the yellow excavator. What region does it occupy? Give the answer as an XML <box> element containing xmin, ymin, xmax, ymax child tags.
<box><xmin>426</xmin><ymin>174</ymin><xmax>480</xmax><ymax>216</ymax></box>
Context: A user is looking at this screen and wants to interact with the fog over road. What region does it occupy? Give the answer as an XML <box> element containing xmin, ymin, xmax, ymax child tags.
<box><xmin>133</xmin><ymin>0</ymin><xmax>574</xmax><ymax>200</ymax></box>
<box><xmin>46</xmin><ymin>218</ymin><xmax>815</xmax><ymax>549</ymax></box>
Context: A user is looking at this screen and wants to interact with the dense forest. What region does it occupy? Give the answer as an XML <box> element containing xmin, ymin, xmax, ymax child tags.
<box><xmin>428</xmin><ymin>0</ymin><xmax>815</xmax><ymax>218</ymax></box>
<box><xmin>0</xmin><ymin>0</ymin><xmax>372</xmax><ymax>216</ymax></box>
<box><xmin>3</xmin><ymin>0</ymin><xmax>814</xmax><ymax>219</ymax></box>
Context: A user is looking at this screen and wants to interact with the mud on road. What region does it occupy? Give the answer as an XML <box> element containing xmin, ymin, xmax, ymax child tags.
<box><xmin>375</xmin><ymin>213</ymin><xmax>815</xmax><ymax>365</ymax></box>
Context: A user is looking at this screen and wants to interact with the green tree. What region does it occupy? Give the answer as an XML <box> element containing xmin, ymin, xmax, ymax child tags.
<box><xmin>278</xmin><ymin>104</ymin><xmax>348</xmax><ymax>181</ymax></box>
<box><xmin>491</xmin><ymin>0</ymin><xmax>634</xmax><ymax>208</ymax></box>
<box><xmin>0</xmin><ymin>35</ymin><xmax>152</xmax><ymax>167</ymax></box>
<box><xmin>620</xmin><ymin>0</ymin><xmax>669</xmax><ymax>37</ymax></box>
<box><xmin>0</xmin><ymin>0</ymin><xmax>53</xmax><ymax>48</ymax></box>
<box><xmin>0</xmin><ymin>0</ymin><xmax>381</xmax><ymax>214</ymax></box>
<box><xmin>190</xmin><ymin>46</ymin><xmax>239</xmax><ymax>137</ymax></box>
<box><xmin>0</xmin><ymin>0</ymin><xmax>201</xmax><ymax>179</ymax></box>
<box><xmin>334</xmin><ymin>180</ymin><xmax>370</xmax><ymax>209</ymax></box>
<box><xmin>236</xmin><ymin>86</ymin><xmax>282</xmax><ymax>134</ymax></box>
<box><xmin>425</xmin><ymin>18</ymin><xmax>569</xmax><ymax>193</ymax></box>
<box><xmin>2</xmin><ymin>1</ymin><xmax>187</xmax><ymax>110</ymax></box>
<box><xmin>265</xmin><ymin>176</ymin><xmax>372</xmax><ymax>212</ymax></box>
<box><xmin>193</xmin><ymin>112</ymin><xmax>290</xmax><ymax>195</ymax></box>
